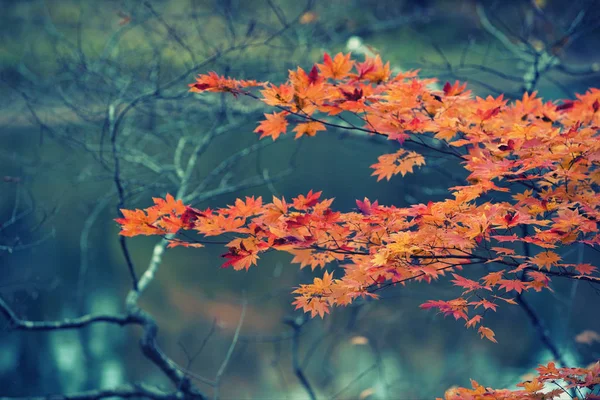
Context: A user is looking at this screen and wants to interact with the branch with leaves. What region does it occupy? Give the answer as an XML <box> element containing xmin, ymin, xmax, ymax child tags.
<box><xmin>117</xmin><ymin>50</ymin><xmax>600</xmax><ymax>398</ymax></box>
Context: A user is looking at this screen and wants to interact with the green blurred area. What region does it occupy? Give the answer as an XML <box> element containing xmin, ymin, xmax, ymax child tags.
<box><xmin>1</xmin><ymin>0</ymin><xmax>599</xmax><ymax>398</ymax></box>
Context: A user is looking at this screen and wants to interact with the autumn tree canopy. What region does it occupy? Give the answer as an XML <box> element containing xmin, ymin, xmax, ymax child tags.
<box><xmin>117</xmin><ymin>52</ymin><xmax>600</xmax><ymax>398</ymax></box>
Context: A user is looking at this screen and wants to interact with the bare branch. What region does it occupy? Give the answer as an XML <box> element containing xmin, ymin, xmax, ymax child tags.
<box><xmin>143</xmin><ymin>2</ymin><xmax>197</xmax><ymax>65</ymax></box>
<box><xmin>516</xmin><ymin>294</ymin><xmax>568</xmax><ymax>367</ymax></box>
<box><xmin>285</xmin><ymin>316</ymin><xmax>317</xmax><ymax>400</ymax></box>
<box><xmin>475</xmin><ymin>2</ymin><xmax>534</xmax><ymax>61</ymax></box>
<box><xmin>213</xmin><ymin>298</ymin><xmax>247</xmax><ymax>400</ymax></box>
<box><xmin>0</xmin><ymin>383</ymin><xmax>180</xmax><ymax>400</ymax></box>
<box><xmin>330</xmin><ymin>363</ymin><xmax>377</xmax><ymax>400</ymax></box>
<box><xmin>0</xmin><ymin>296</ymin><xmax>139</xmax><ymax>331</ymax></box>
<box><xmin>110</xmin><ymin>101</ymin><xmax>139</xmax><ymax>291</ymax></box>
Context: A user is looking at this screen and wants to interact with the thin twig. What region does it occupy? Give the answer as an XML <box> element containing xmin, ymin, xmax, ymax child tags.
<box><xmin>285</xmin><ymin>316</ymin><xmax>317</xmax><ymax>400</ymax></box>
<box><xmin>330</xmin><ymin>363</ymin><xmax>378</xmax><ymax>400</ymax></box>
<box><xmin>213</xmin><ymin>298</ymin><xmax>247</xmax><ymax>400</ymax></box>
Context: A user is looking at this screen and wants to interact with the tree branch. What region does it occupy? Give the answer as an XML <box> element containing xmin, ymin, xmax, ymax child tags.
<box><xmin>515</xmin><ymin>294</ymin><xmax>568</xmax><ymax>368</ymax></box>
<box><xmin>213</xmin><ymin>298</ymin><xmax>247</xmax><ymax>400</ymax></box>
<box><xmin>0</xmin><ymin>383</ymin><xmax>181</xmax><ymax>400</ymax></box>
<box><xmin>285</xmin><ymin>316</ymin><xmax>318</xmax><ymax>400</ymax></box>
<box><xmin>0</xmin><ymin>296</ymin><xmax>139</xmax><ymax>331</ymax></box>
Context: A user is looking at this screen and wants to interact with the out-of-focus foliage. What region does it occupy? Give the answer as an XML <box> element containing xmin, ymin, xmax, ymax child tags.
<box><xmin>2</xmin><ymin>0</ymin><xmax>600</xmax><ymax>399</ymax></box>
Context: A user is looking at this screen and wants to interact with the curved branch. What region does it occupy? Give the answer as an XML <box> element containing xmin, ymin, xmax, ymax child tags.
<box><xmin>555</xmin><ymin>63</ymin><xmax>600</xmax><ymax>76</ymax></box>
<box><xmin>0</xmin><ymin>384</ymin><xmax>180</xmax><ymax>400</ymax></box>
<box><xmin>131</xmin><ymin>307</ymin><xmax>200</xmax><ymax>395</ymax></box>
<box><xmin>516</xmin><ymin>293</ymin><xmax>567</xmax><ymax>367</ymax></box>
<box><xmin>0</xmin><ymin>292</ymin><xmax>205</xmax><ymax>399</ymax></box>
<box><xmin>0</xmin><ymin>296</ymin><xmax>139</xmax><ymax>331</ymax></box>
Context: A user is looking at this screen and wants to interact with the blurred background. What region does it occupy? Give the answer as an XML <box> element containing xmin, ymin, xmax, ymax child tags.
<box><xmin>1</xmin><ymin>0</ymin><xmax>600</xmax><ymax>398</ymax></box>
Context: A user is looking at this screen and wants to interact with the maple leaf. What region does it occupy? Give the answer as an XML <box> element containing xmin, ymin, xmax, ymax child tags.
<box><xmin>289</xmin><ymin>249</ymin><xmax>317</xmax><ymax>269</ymax></box>
<box><xmin>181</xmin><ymin>206</ymin><xmax>204</xmax><ymax>228</ymax></box>
<box><xmin>318</xmin><ymin>52</ymin><xmax>354</xmax><ymax>80</ymax></box>
<box><xmin>497</xmin><ymin>279</ymin><xmax>527</xmax><ymax>294</ymax></box>
<box><xmin>529</xmin><ymin>251</ymin><xmax>561</xmax><ymax>271</ymax></box>
<box><xmin>471</xmin><ymin>299</ymin><xmax>498</xmax><ymax>312</ymax></box>
<box><xmin>115</xmin><ymin>208</ymin><xmax>164</xmax><ymax>237</ymax></box>
<box><xmin>443</xmin><ymin>81</ymin><xmax>467</xmax><ymax>96</ymax></box>
<box><xmin>153</xmin><ymin>193</ymin><xmax>186</xmax><ymax>216</ymax></box>
<box><xmin>166</xmin><ymin>240</ymin><xmax>205</xmax><ymax>249</ymax></box>
<box><xmin>307</xmin><ymin>65</ymin><xmax>321</xmax><ymax>85</ymax></box>
<box><xmin>313</xmin><ymin>270</ymin><xmax>334</xmax><ymax>290</ymax></box>
<box><xmin>189</xmin><ymin>72</ymin><xmax>261</xmax><ymax>94</ymax></box>
<box><xmin>490</xmin><ymin>247</ymin><xmax>516</xmax><ymax>255</ymax></box>
<box><xmin>481</xmin><ymin>271</ymin><xmax>503</xmax><ymax>286</ymax></box>
<box><xmin>479</xmin><ymin>106</ymin><xmax>501</xmax><ymax>121</ymax></box>
<box><xmin>263</xmin><ymin>195</ymin><xmax>289</xmax><ymax>224</ymax></box>
<box><xmin>421</xmin><ymin>298</ymin><xmax>468</xmax><ymax>321</ymax></box>
<box><xmin>159</xmin><ymin>216</ymin><xmax>185</xmax><ymax>234</ymax></box>
<box><xmin>355</xmin><ymin>198</ymin><xmax>379</xmax><ymax>215</ymax></box>
<box><xmin>189</xmin><ymin>72</ymin><xmax>228</xmax><ymax>92</ymax></box>
<box><xmin>370</xmin><ymin>149</ymin><xmax>425</xmax><ymax>181</ymax></box>
<box><xmin>340</xmin><ymin>87</ymin><xmax>364</xmax><ymax>102</ymax></box>
<box><xmin>465</xmin><ymin>315</ymin><xmax>482</xmax><ymax>328</ymax></box>
<box><xmin>294</xmin><ymin>295</ymin><xmax>330</xmax><ymax>318</ymax></box>
<box><xmin>574</xmin><ymin>263</ymin><xmax>597</xmax><ymax>275</ymax></box>
<box><xmin>354</xmin><ymin>55</ymin><xmax>391</xmax><ymax>83</ymax></box>
<box><xmin>526</xmin><ymin>270</ymin><xmax>551</xmax><ymax>292</ymax></box>
<box><xmin>492</xmin><ymin>233</ymin><xmax>520</xmax><ymax>243</ymax></box>
<box><xmin>227</xmin><ymin>196</ymin><xmax>263</xmax><ymax>217</ymax></box>
<box><xmin>293</xmin><ymin>121</ymin><xmax>326</xmax><ymax>139</ymax></box>
<box><xmin>261</xmin><ymin>84</ymin><xmax>294</xmax><ymax>106</ymax></box>
<box><xmin>517</xmin><ymin>379</ymin><xmax>543</xmax><ymax>393</ymax></box>
<box><xmin>221</xmin><ymin>247</ymin><xmax>259</xmax><ymax>271</ymax></box>
<box><xmin>292</xmin><ymin>190</ymin><xmax>322</xmax><ymax>210</ymax></box>
<box><xmin>536</xmin><ymin>362</ymin><xmax>560</xmax><ymax>377</ymax></box>
<box><xmin>254</xmin><ymin>111</ymin><xmax>288</xmax><ymax>140</ymax></box>
<box><xmin>451</xmin><ymin>274</ymin><xmax>483</xmax><ymax>292</ymax></box>
<box><xmin>478</xmin><ymin>326</ymin><xmax>498</xmax><ymax>343</ymax></box>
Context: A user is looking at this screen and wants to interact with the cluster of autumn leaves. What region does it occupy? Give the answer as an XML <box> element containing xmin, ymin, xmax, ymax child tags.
<box><xmin>116</xmin><ymin>52</ymin><xmax>600</xmax><ymax>398</ymax></box>
<box><xmin>443</xmin><ymin>362</ymin><xmax>600</xmax><ymax>399</ymax></box>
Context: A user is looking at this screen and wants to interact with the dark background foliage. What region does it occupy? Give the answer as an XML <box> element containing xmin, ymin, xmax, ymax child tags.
<box><xmin>1</xmin><ymin>0</ymin><xmax>599</xmax><ymax>398</ymax></box>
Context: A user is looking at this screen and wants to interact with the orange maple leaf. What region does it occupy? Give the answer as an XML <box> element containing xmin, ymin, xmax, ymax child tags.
<box><xmin>317</xmin><ymin>52</ymin><xmax>354</xmax><ymax>80</ymax></box>
<box><xmin>254</xmin><ymin>111</ymin><xmax>288</xmax><ymax>140</ymax></box>
<box><xmin>497</xmin><ymin>279</ymin><xmax>527</xmax><ymax>294</ymax></box>
<box><xmin>478</xmin><ymin>326</ymin><xmax>498</xmax><ymax>343</ymax></box>
<box><xmin>370</xmin><ymin>149</ymin><xmax>425</xmax><ymax>181</ymax></box>
<box><xmin>293</xmin><ymin>121</ymin><xmax>326</xmax><ymax>139</ymax></box>
<box><xmin>574</xmin><ymin>263</ymin><xmax>597</xmax><ymax>275</ymax></box>
<box><xmin>529</xmin><ymin>251</ymin><xmax>561</xmax><ymax>271</ymax></box>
